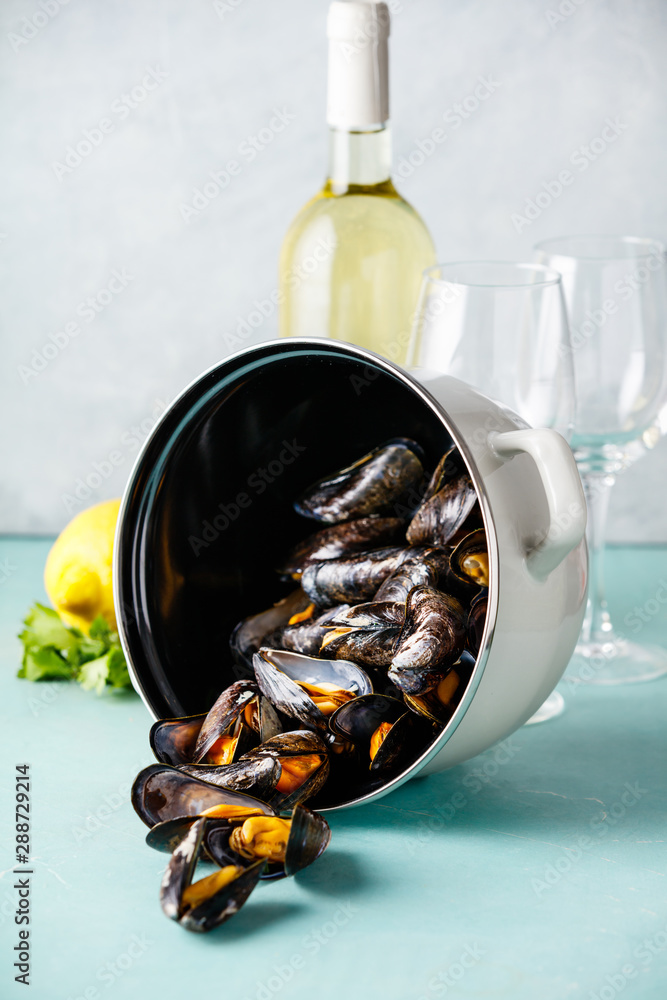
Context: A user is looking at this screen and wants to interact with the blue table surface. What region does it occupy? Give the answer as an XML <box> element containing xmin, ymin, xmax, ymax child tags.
<box><xmin>1</xmin><ymin>538</ymin><xmax>666</xmax><ymax>1000</ymax></box>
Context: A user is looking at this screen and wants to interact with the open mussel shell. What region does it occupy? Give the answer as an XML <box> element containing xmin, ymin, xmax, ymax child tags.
<box><xmin>192</xmin><ymin>680</ymin><xmax>259</xmax><ymax>763</ymax></box>
<box><xmin>179</xmin><ymin>756</ymin><xmax>281</xmax><ymax>800</ymax></box>
<box><xmin>180</xmin><ymin>858</ymin><xmax>266</xmax><ymax>933</ymax></box>
<box><xmin>403</xmin><ymin>652</ymin><xmax>475</xmax><ymax>723</ymax></box>
<box><xmin>278</xmin><ymin>517</ymin><xmax>406</xmax><ymax>575</ymax></box>
<box><xmin>241</xmin><ymin>730</ymin><xmax>331</xmax><ymax>811</ymax></box>
<box><xmin>284</xmin><ymin>805</ymin><xmax>331</xmax><ymax>876</ymax></box>
<box><xmin>406</xmin><ymin>448</ymin><xmax>478</xmax><ymax>547</ymax></box>
<box><xmin>146</xmin><ymin>794</ymin><xmax>276</xmax><ymax>855</ymax></box>
<box><xmin>160</xmin><ymin>818</ymin><xmax>266</xmax><ymax>933</ymax></box>
<box><xmin>329</xmin><ymin>693</ymin><xmax>405</xmax><ymax>742</ymax></box>
<box><xmin>253</xmin><ymin>648</ymin><xmax>372</xmax><ymax>732</ymax></box>
<box><xmin>389</xmin><ymin>587</ymin><xmax>467</xmax><ymax>695</ymax></box>
<box><xmin>229</xmin><ymin>588</ymin><xmax>313</xmax><ymax>670</ymax></box>
<box><xmin>320</xmin><ymin>602</ymin><xmax>404</xmax><ymax>667</ymax></box>
<box><xmin>450</xmin><ymin>529</ymin><xmax>489</xmax><ymax>588</ymax></box>
<box><xmin>294</xmin><ymin>438</ymin><xmax>424</xmax><ymax>524</ymax></box>
<box><xmin>160</xmin><ymin>816</ymin><xmax>204</xmax><ymax>922</ymax></box>
<box><xmin>329</xmin><ymin>693</ymin><xmax>425</xmax><ymax>772</ymax></box>
<box><xmin>150</xmin><ymin>714</ymin><xmax>207</xmax><ymax>767</ymax></box>
<box><xmin>203</xmin><ymin>805</ymin><xmax>331</xmax><ymax>881</ymax></box>
<box><xmin>132</xmin><ymin>764</ymin><xmax>276</xmax><ymax>829</ymax></box>
<box><xmin>404</xmin><ymin>671</ymin><xmax>460</xmax><ymax>724</ymax></box>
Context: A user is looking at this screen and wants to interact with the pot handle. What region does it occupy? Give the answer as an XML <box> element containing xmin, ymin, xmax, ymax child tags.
<box><xmin>490</xmin><ymin>428</ymin><xmax>587</xmax><ymax>581</ymax></box>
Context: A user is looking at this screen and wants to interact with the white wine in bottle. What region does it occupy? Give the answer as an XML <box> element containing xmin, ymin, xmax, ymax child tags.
<box><xmin>279</xmin><ymin>0</ymin><xmax>436</xmax><ymax>365</ymax></box>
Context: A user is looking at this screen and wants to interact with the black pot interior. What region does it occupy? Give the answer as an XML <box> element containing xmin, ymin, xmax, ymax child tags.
<box><xmin>117</xmin><ymin>343</ymin><xmax>458</xmax><ymax>804</ymax></box>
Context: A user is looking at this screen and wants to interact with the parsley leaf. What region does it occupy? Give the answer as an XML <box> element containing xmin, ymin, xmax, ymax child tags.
<box><xmin>17</xmin><ymin>603</ymin><xmax>133</xmax><ymax>695</ymax></box>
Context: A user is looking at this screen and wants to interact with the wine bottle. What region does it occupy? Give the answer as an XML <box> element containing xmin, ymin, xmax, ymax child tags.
<box><xmin>278</xmin><ymin>0</ymin><xmax>436</xmax><ymax>365</ymax></box>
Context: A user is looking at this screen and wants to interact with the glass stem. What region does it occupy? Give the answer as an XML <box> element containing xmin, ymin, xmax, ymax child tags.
<box><xmin>579</xmin><ymin>471</ymin><xmax>616</xmax><ymax>644</ymax></box>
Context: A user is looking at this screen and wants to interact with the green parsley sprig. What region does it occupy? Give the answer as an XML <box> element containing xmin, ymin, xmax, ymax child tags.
<box><xmin>18</xmin><ymin>603</ymin><xmax>132</xmax><ymax>694</ymax></box>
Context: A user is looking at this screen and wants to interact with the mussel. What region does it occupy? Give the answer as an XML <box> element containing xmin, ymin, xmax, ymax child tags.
<box><xmin>450</xmin><ymin>529</ymin><xmax>489</xmax><ymax>588</ymax></box>
<box><xmin>319</xmin><ymin>602</ymin><xmax>405</xmax><ymax>667</ymax></box>
<box><xmin>280</xmin><ymin>604</ymin><xmax>351</xmax><ymax>657</ymax></box>
<box><xmin>204</xmin><ymin>803</ymin><xmax>331</xmax><ymax>880</ymax></box>
<box><xmin>374</xmin><ymin>546</ymin><xmax>478</xmax><ymax>605</ymax></box>
<box><xmin>131</xmin><ymin>764</ymin><xmax>276</xmax><ymax>830</ymax></box>
<box><xmin>301</xmin><ymin>545</ymin><xmax>430</xmax><ymax>606</ymax></box>
<box><xmin>150</xmin><ymin>682</ymin><xmax>282</xmax><ymax>773</ymax></box>
<box><xmin>192</xmin><ymin>680</ymin><xmax>259</xmax><ymax>763</ymax></box>
<box><xmin>389</xmin><ymin>587</ymin><xmax>467</xmax><ymax>695</ymax></box>
<box><xmin>179</xmin><ymin>756</ymin><xmax>282</xmax><ymax>801</ymax></box>
<box><xmin>278</xmin><ymin>517</ymin><xmax>406</xmax><ymax>575</ymax></box>
<box><xmin>239</xmin><ymin>729</ymin><xmax>331</xmax><ymax>811</ymax></box>
<box><xmin>404</xmin><ymin>650</ymin><xmax>476</xmax><ymax>723</ymax></box>
<box><xmin>253</xmin><ymin>648</ymin><xmax>372</xmax><ymax>731</ymax></box>
<box><xmin>295</xmin><ymin>438</ymin><xmax>424</xmax><ymax>524</ymax></box>
<box><xmin>374</xmin><ymin>553</ymin><xmax>440</xmax><ymax>603</ymax></box>
<box><xmin>160</xmin><ymin>817</ymin><xmax>266</xmax><ymax>932</ymax></box>
<box><xmin>329</xmin><ymin>693</ymin><xmax>429</xmax><ymax>772</ymax></box>
<box><xmin>406</xmin><ymin>448</ymin><xmax>477</xmax><ymax>547</ymax></box>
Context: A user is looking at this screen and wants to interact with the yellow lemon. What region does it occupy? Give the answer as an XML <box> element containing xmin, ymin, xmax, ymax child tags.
<box><xmin>44</xmin><ymin>499</ymin><xmax>121</xmax><ymax>632</ymax></box>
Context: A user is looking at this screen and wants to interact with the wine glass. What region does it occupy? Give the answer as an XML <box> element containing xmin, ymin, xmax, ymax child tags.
<box><xmin>534</xmin><ymin>236</ymin><xmax>667</xmax><ymax>684</ymax></box>
<box><xmin>407</xmin><ymin>261</ymin><xmax>576</xmax><ymax>721</ymax></box>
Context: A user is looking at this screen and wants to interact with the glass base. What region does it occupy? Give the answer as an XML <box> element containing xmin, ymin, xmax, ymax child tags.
<box><xmin>565</xmin><ymin>637</ymin><xmax>667</xmax><ymax>685</ymax></box>
<box><xmin>524</xmin><ymin>690</ymin><xmax>565</xmax><ymax>725</ymax></box>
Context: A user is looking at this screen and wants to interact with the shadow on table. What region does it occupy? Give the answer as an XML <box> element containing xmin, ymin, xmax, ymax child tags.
<box><xmin>294</xmin><ymin>849</ymin><xmax>375</xmax><ymax>897</ymax></box>
<box><xmin>198</xmin><ymin>900</ymin><xmax>306</xmax><ymax>943</ymax></box>
<box><xmin>324</xmin><ymin>714</ymin><xmax>667</xmax><ymax>843</ymax></box>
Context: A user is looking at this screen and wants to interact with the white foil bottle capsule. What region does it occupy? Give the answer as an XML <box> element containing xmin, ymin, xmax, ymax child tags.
<box><xmin>327</xmin><ymin>1</ymin><xmax>390</xmax><ymax>129</ymax></box>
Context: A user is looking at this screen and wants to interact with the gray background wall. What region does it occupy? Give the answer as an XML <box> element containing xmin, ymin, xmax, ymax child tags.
<box><xmin>1</xmin><ymin>0</ymin><xmax>666</xmax><ymax>539</ymax></box>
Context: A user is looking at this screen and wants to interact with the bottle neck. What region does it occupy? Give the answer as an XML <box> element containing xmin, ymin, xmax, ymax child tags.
<box><xmin>327</xmin><ymin>125</ymin><xmax>393</xmax><ymax>193</ymax></box>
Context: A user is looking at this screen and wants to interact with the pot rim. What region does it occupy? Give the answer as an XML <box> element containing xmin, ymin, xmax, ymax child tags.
<box><xmin>113</xmin><ymin>338</ymin><xmax>501</xmax><ymax>810</ymax></box>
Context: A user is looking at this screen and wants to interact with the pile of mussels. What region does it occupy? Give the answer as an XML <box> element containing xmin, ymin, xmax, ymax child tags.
<box><xmin>131</xmin><ymin>438</ymin><xmax>489</xmax><ymax>932</ymax></box>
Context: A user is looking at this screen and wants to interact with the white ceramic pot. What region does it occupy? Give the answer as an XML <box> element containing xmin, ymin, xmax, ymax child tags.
<box><xmin>114</xmin><ymin>339</ymin><xmax>587</xmax><ymax>808</ymax></box>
